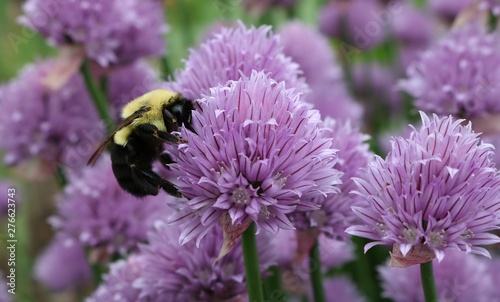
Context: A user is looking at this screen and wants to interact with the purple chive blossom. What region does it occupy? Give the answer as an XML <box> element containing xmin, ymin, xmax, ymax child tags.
<box><xmin>50</xmin><ymin>154</ymin><xmax>171</xmax><ymax>255</ymax></box>
<box><xmin>107</xmin><ymin>60</ymin><xmax>163</xmax><ymax>120</ymax></box>
<box><xmin>0</xmin><ymin>59</ymin><xmax>102</xmax><ymax>168</ymax></box>
<box><xmin>481</xmin><ymin>134</ymin><xmax>500</xmax><ymax>167</ymax></box>
<box><xmin>278</xmin><ymin>21</ymin><xmax>363</xmax><ymax>123</ymax></box>
<box><xmin>34</xmin><ymin>235</ymin><xmax>92</xmax><ymax>292</ymax></box>
<box><xmin>399</xmin><ymin>23</ymin><xmax>500</xmax><ymax>119</ymax></box>
<box><xmin>0</xmin><ymin>270</ymin><xmax>12</xmax><ymax>302</ymax></box>
<box><xmin>20</xmin><ymin>0</ymin><xmax>168</xmax><ymax>67</ymax></box>
<box><xmin>319</xmin><ymin>0</ymin><xmax>385</xmax><ymax>50</ymax></box>
<box><xmin>170</xmin><ymin>22</ymin><xmax>308</xmax><ymax>100</ymax></box>
<box><xmin>290</xmin><ymin>118</ymin><xmax>373</xmax><ymax>241</ymax></box>
<box><xmin>346</xmin><ymin>112</ymin><xmax>500</xmax><ymax>260</ymax></box>
<box><xmin>86</xmin><ymin>254</ymin><xmax>146</xmax><ymax>302</ymax></box>
<box><xmin>134</xmin><ymin>221</ymin><xmax>275</xmax><ymax>302</ymax></box>
<box><xmin>429</xmin><ymin>0</ymin><xmax>475</xmax><ymax>20</ymax></box>
<box><xmin>379</xmin><ymin>251</ymin><xmax>495</xmax><ymax>302</ymax></box>
<box><xmin>168</xmin><ymin>71</ymin><xmax>340</xmax><ymax>244</ymax></box>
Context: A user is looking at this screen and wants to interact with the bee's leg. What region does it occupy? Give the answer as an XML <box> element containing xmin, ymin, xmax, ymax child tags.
<box><xmin>139</xmin><ymin>170</ymin><xmax>182</xmax><ymax>198</ymax></box>
<box><xmin>135</xmin><ymin>124</ymin><xmax>182</xmax><ymax>144</ymax></box>
<box><xmin>159</xmin><ymin>153</ymin><xmax>175</xmax><ymax>166</ymax></box>
<box><xmin>162</xmin><ymin>108</ymin><xmax>178</xmax><ymax>133</ymax></box>
<box><xmin>157</xmin><ymin>130</ymin><xmax>186</xmax><ymax>144</ymax></box>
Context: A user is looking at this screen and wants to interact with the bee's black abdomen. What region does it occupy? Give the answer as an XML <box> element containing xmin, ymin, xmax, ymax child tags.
<box><xmin>110</xmin><ymin>143</ymin><xmax>160</xmax><ymax>197</ymax></box>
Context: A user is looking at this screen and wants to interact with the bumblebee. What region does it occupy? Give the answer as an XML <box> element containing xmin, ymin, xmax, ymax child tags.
<box><xmin>88</xmin><ymin>90</ymin><xmax>194</xmax><ymax>197</ymax></box>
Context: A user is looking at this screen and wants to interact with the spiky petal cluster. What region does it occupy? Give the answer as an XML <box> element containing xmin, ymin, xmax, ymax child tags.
<box><xmin>169</xmin><ymin>71</ymin><xmax>341</xmax><ymax>244</ymax></box>
<box><xmin>170</xmin><ymin>22</ymin><xmax>307</xmax><ymax>100</ymax></box>
<box><xmin>34</xmin><ymin>235</ymin><xmax>91</xmax><ymax>292</ymax></box>
<box><xmin>290</xmin><ymin>118</ymin><xmax>372</xmax><ymax>240</ymax></box>
<box><xmin>278</xmin><ymin>21</ymin><xmax>362</xmax><ymax>123</ymax></box>
<box><xmin>133</xmin><ymin>221</ymin><xmax>274</xmax><ymax>301</ymax></box>
<box><xmin>50</xmin><ymin>154</ymin><xmax>171</xmax><ymax>254</ymax></box>
<box><xmin>346</xmin><ymin>112</ymin><xmax>500</xmax><ymax>260</ymax></box>
<box><xmin>20</xmin><ymin>0</ymin><xmax>167</xmax><ymax>67</ymax></box>
<box><xmin>0</xmin><ymin>60</ymin><xmax>102</xmax><ymax>168</ymax></box>
<box><xmin>379</xmin><ymin>251</ymin><xmax>495</xmax><ymax>302</ymax></box>
<box><xmin>399</xmin><ymin>24</ymin><xmax>500</xmax><ymax>118</ymax></box>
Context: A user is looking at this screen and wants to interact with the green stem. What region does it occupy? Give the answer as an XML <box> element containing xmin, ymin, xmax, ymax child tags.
<box><xmin>79</xmin><ymin>59</ymin><xmax>114</xmax><ymax>131</ymax></box>
<box><xmin>488</xmin><ymin>11</ymin><xmax>498</xmax><ymax>32</ymax></box>
<box><xmin>55</xmin><ymin>166</ymin><xmax>67</xmax><ymax>187</ymax></box>
<box><xmin>160</xmin><ymin>55</ymin><xmax>172</xmax><ymax>81</ymax></box>
<box><xmin>309</xmin><ymin>240</ymin><xmax>326</xmax><ymax>302</ymax></box>
<box><xmin>420</xmin><ymin>260</ymin><xmax>438</xmax><ymax>302</ymax></box>
<box><xmin>242</xmin><ymin>223</ymin><xmax>264</xmax><ymax>302</ymax></box>
<box><xmin>91</xmin><ymin>262</ymin><xmax>103</xmax><ymax>285</ymax></box>
<box><xmin>263</xmin><ymin>266</ymin><xmax>285</xmax><ymax>302</ymax></box>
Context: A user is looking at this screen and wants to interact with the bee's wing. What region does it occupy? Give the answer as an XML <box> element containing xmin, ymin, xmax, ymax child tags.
<box><xmin>87</xmin><ymin>110</ymin><xmax>144</xmax><ymax>166</ymax></box>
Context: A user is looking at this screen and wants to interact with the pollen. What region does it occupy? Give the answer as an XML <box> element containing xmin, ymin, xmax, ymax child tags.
<box><xmin>231</xmin><ymin>187</ymin><xmax>249</xmax><ymax>204</ymax></box>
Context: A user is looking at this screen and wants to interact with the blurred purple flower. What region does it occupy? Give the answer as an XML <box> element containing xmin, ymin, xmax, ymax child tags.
<box><xmin>319</xmin><ymin>0</ymin><xmax>385</xmax><ymax>50</ymax></box>
<box><xmin>488</xmin><ymin>258</ymin><xmax>500</xmax><ymax>299</ymax></box>
<box><xmin>86</xmin><ymin>254</ymin><xmax>146</xmax><ymax>302</ymax></box>
<box><xmin>309</xmin><ymin>277</ymin><xmax>365</xmax><ymax>302</ymax></box>
<box><xmin>34</xmin><ymin>235</ymin><xmax>91</xmax><ymax>292</ymax></box>
<box><xmin>480</xmin><ymin>0</ymin><xmax>500</xmax><ymax>15</ymax></box>
<box><xmin>0</xmin><ymin>270</ymin><xmax>12</xmax><ymax>302</ymax></box>
<box><xmin>429</xmin><ymin>0</ymin><xmax>475</xmax><ymax>20</ymax></box>
<box><xmin>398</xmin><ymin>46</ymin><xmax>425</xmax><ymax>71</ymax></box>
<box><xmin>243</xmin><ymin>0</ymin><xmax>296</xmax><ymax>16</ymax></box>
<box><xmin>107</xmin><ymin>60</ymin><xmax>163</xmax><ymax>120</ymax></box>
<box><xmin>279</xmin><ymin>21</ymin><xmax>342</xmax><ymax>89</ymax></box>
<box><xmin>168</xmin><ymin>71</ymin><xmax>341</xmax><ymax>244</ymax></box>
<box><xmin>50</xmin><ymin>154</ymin><xmax>171</xmax><ymax>254</ymax></box>
<box><xmin>272</xmin><ymin>230</ymin><xmax>354</xmax><ymax>270</ymax></box>
<box><xmin>0</xmin><ymin>181</ymin><xmax>17</xmax><ymax>217</ymax></box>
<box><xmin>319</xmin><ymin>236</ymin><xmax>355</xmax><ymax>270</ymax></box>
<box><xmin>379</xmin><ymin>251</ymin><xmax>494</xmax><ymax>302</ymax></box>
<box><xmin>399</xmin><ymin>24</ymin><xmax>500</xmax><ymax>119</ymax></box>
<box><xmin>0</xmin><ymin>59</ymin><xmax>103</xmax><ymax>168</ymax></box>
<box><xmin>134</xmin><ymin>221</ymin><xmax>274</xmax><ymax>302</ymax></box>
<box><xmin>290</xmin><ymin>118</ymin><xmax>372</xmax><ymax>241</ymax></box>
<box><xmin>21</xmin><ymin>0</ymin><xmax>168</xmax><ymax>67</ymax></box>
<box><xmin>170</xmin><ymin>22</ymin><xmax>307</xmax><ymax>100</ymax></box>
<box><xmin>391</xmin><ymin>3</ymin><xmax>434</xmax><ymax>47</ymax></box>
<box><xmin>279</xmin><ymin>21</ymin><xmax>363</xmax><ymax>123</ymax></box>
<box><xmin>346</xmin><ymin>112</ymin><xmax>500</xmax><ymax>260</ymax></box>
<box><xmin>353</xmin><ymin>63</ymin><xmax>401</xmax><ymax>114</ymax></box>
